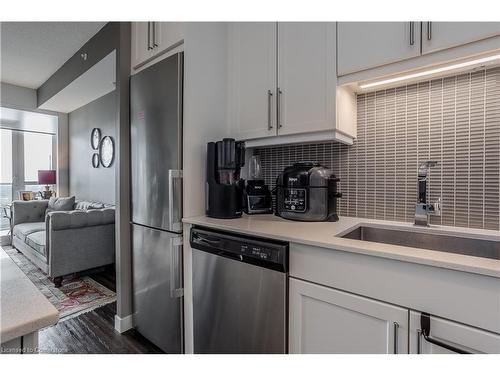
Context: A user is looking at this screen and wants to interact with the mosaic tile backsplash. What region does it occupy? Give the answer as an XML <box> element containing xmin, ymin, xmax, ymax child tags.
<box><xmin>253</xmin><ymin>67</ymin><xmax>500</xmax><ymax>230</ymax></box>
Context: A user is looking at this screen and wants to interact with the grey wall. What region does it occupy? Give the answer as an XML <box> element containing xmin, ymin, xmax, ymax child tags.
<box><xmin>69</xmin><ymin>90</ymin><xmax>116</xmax><ymax>204</ymax></box>
<box><xmin>37</xmin><ymin>23</ymin><xmax>118</xmax><ymax>107</ymax></box>
<box><xmin>254</xmin><ymin>67</ymin><xmax>500</xmax><ymax>231</ymax></box>
<box><xmin>36</xmin><ymin>22</ymin><xmax>132</xmax><ymax>327</ymax></box>
<box><xmin>1</xmin><ymin>82</ymin><xmax>37</xmax><ymax>110</ymax></box>
<box><xmin>114</xmin><ymin>22</ymin><xmax>132</xmax><ymax>324</ymax></box>
<box><xmin>56</xmin><ymin>113</ymin><xmax>69</xmax><ymax>197</ymax></box>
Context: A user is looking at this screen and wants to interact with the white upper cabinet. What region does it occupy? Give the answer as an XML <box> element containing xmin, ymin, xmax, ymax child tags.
<box><xmin>277</xmin><ymin>22</ymin><xmax>336</xmax><ymax>136</ymax></box>
<box><xmin>337</xmin><ymin>22</ymin><xmax>421</xmax><ymax>76</ymax></box>
<box><xmin>227</xmin><ymin>22</ymin><xmax>277</xmax><ymax>140</ymax></box>
<box><xmin>409</xmin><ymin>311</ymin><xmax>500</xmax><ymax>354</ymax></box>
<box><xmin>338</xmin><ymin>22</ymin><xmax>500</xmax><ymax>76</ymax></box>
<box><xmin>289</xmin><ymin>278</ymin><xmax>408</xmax><ymax>354</ymax></box>
<box><xmin>131</xmin><ymin>22</ymin><xmax>185</xmax><ymax>70</ymax></box>
<box><xmin>154</xmin><ymin>22</ymin><xmax>185</xmax><ymax>55</ymax></box>
<box><xmin>422</xmin><ymin>22</ymin><xmax>500</xmax><ymax>55</ymax></box>
<box><xmin>131</xmin><ymin>22</ymin><xmax>155</xmax><ymax>69</ymax></box>
<box><xmin>227</xmin><ymin>22</ymin><xmax>355</xmax><ymax>146</ymax></box>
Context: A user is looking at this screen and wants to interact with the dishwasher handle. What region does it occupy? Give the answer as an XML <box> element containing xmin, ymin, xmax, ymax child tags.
<box><xmin>191</xmin><ymin>231</ymin><xmax>222</xmax><ymax>248</ymax></box>
<box><xmin>191</xmin><ymin>231</ymin><xmax>240</xmax><ymax>260</ymax></box>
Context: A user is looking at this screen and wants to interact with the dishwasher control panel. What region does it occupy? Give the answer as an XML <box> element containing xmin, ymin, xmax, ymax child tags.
<box><xmin>238</xmin><ymin>244</ymin><xmax>279</xmax><ymax>263</ymax></box>
<box><xmin>190</xmin><ymin>226</ymin><xmax>288</xmax><ymax>272</ymax></box>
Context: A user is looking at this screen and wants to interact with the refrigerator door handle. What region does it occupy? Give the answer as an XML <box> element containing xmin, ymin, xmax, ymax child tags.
<box><xmin>168</xmin><ymin>169</ymin><xmax>183</xmax><ymax>232</ymax></box>
<box><xmin>170</xmin><ymin>236</ymin><xmax>184</xmax><ymax>299</ymax></box>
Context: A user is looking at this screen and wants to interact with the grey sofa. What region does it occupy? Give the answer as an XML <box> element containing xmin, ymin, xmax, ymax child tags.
<box><xmin>11</xmin><ymin>199</ymin><xmax>115</xmax><ymax>287</ymax></box>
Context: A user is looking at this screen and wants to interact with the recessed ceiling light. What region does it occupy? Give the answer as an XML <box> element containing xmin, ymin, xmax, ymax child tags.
<box><xmin>359</xmin><ymin>54</ymin><xmax>500</xmax><ymax>90</ymax></box>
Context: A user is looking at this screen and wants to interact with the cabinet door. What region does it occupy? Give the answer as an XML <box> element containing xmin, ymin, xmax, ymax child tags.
<box><xmin>227</xmin><ymin>22</ymin><xmax>277</xmax><ymax>140</ymax></box>
<box><xmin>131</xmin><ymin>22</ymin><xmax>154</xmax><ymax>69</ymax></box>
<box><xmin>337</xmin><ymin>22</ymin><xmax>421</xmax><ymax>76</ymax></box>
<box><xmin>277</xmin><ymin>22</ymin><xmax>336</xmax><ymax>136</ymax></box>
<box><xmin>422</xmin><ymin>22</ymin><xmax>500</xmax><ymax>55</ymax></box>
<box><xmin>289</xmin><ymin>278</ymin><xmax>408</xmax><ymax>354</ymax></box>
<box><xmin>154</xmin><ymin>22</ymin><xmax>185</xmax><ymax>54</ymax></box>
<box><xmin>409</xmin><ymin>311</ymin><xmax>500</xmax><ymax>354</ymax></box>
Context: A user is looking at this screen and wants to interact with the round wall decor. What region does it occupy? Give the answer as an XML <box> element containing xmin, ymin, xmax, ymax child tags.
<box><xmin>92</xmin><ymin>153</ymin><xmax>100</xmax><ymax>168</ymax></box>
<box><xmin>91</xmin><ymin>128</ymin><xmax>101</xmax><ymax>150</ymax></box>
<box><xmin>99</xmin><ymin>136</ymin><xmax>115</xmax><ymax>168</ymax></box>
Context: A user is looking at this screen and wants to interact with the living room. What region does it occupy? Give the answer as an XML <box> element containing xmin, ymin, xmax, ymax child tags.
<box><xmin>0</xmin><ymin>21</ymin><xmax>134</xmax><ymax>349</ymax></box>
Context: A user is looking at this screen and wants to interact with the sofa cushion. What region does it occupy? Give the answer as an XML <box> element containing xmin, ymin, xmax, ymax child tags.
<box><xmin>48</xmin><ymin>208</ymin><xmax>115</xmax><ymax>230</ymax></box>
<box><xmin>74</xmin><ymin>200</ymin><xmax>105</xmax><ymax>211</ymax></box>
<box><xmin>13</xmin><ymin>222</ymin><xmax>45</xmax><ymax>242</ymax></box>
<box><xmin>25</xmin><ymin>231</ymin><xmax>46</xmax><ymax>257</ymax></box>
<box><xmin>11</xmin><ymin>200</ymin><xmax>48</xmax><ymax>226</ymax></box>
<box><xmin>46</xmin><ymin>196</ymin><xmax>75</xmax><ymax>215</ymax></box>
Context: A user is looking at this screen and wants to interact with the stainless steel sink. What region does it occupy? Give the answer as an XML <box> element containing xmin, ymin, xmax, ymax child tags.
<box><xmin>338</xmin><ymin>225</ymin><xmax>500</xmax><ymax>260</ymax></box>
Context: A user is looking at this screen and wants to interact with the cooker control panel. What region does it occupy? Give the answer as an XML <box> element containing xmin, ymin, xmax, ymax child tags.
<box><xmin>283</xmin><ymin>188</ymin><xmax>307</xmax><ymax>212</ymax></box>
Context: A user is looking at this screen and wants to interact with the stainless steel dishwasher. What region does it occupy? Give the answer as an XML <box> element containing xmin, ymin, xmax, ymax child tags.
<box><xmin>190</xmin><ymin>226</ymin><xmax>288</xmax><ymax>354</ymax></box>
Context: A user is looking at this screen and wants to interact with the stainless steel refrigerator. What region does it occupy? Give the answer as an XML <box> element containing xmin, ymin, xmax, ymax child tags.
<box><xmin>130</xmin><ymin>52</ymin><xmax>184</xmax><ymax>353</ymax></box>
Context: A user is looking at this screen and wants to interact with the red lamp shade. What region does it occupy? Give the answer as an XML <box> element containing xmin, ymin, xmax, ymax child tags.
<box><xmin>38</xmin><ymin>170</ymin><xmax>56</xmax><ymax>185</ymax></box>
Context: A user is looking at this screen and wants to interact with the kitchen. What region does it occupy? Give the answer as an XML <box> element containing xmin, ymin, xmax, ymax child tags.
<box><xmin>0</xmin><ymin>3</ymin><xmax>499</xmax><ymax>372</ymax></box>
<box><xmin>128</xmin><ymin>21</ymin><xmax>500</xmax><ymax>355</ymax></box>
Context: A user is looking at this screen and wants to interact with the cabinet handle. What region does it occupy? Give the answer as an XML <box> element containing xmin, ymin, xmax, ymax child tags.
<box><xmin>267</xmin><ymin>90</ymin><xmax>273</xmax><ymax>130</ymax></box>
<box><xmin>147</xmin><ymin>22</ymin><xmax>152</xmax><ymax>50</ymax></box>
<box><xmin>427</xmin><ymin>22</ymin><xmax>432</xmax><ymax>41</ymax></box>
<box><xmin>420</xmin><ymin>312</ymin><xmax>472</xmax><ymax>354</ymax></box>
<box><xmin>152</xmin><ymin>22</ymin><xmax>158</xmax><ymax>48</ymax></box>
<box><xmin>393</xmin><ymin>322</ymin><xmax>399</xmax><ymax>354</ymax></box>
<box><xmin>409</xmin><ymin>22</ymin><xmax>415</xmax><ymax>46</ymax></box>
<box><xmin>417</xmin><ymin>329</ymin><xmax>422</xmax><ymax>354</ymax></box>
<box><xmin>277</xmin><ymin>88</ymin><xmax>283</xmax><ymax>129</ymax></box>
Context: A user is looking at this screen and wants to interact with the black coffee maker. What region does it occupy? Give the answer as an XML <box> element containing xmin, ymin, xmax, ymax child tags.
<box><xmin>206</xmin><ymin>138</ymin><xmax>245</xmax><ymax>219</ymax></box>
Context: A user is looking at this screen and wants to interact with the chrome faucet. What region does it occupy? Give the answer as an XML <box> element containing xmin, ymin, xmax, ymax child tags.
<box><xmin>414</xmin><ymin>160</ymin><xmax>441</xmax><ymax>226</ymax></box>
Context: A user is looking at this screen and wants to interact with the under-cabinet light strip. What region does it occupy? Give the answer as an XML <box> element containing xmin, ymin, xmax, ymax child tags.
<box><xmin>359</xmin><ymin>54</ymin><xmax>500</xmax><ymax>89</ymax></box>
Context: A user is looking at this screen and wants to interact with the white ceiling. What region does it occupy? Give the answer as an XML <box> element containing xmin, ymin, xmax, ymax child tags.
<box><xmin>39</xmin><ymin>50</ymin><xmax>116</xmax><ymax>113</ymax></box>
<box><xmin>0</xmin><ymin>22</ymin><xmax>106</xmax><ymax>89</ymax></box>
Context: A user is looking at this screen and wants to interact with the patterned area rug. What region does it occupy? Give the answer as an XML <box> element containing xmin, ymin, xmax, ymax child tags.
<box><xmin>3</xmin><ymin>246</ymin><xmax>116</xmax><ymax>321</ymax></box>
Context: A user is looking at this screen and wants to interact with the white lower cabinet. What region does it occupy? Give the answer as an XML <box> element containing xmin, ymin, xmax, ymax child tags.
<box><xmin>289</xmin><ymin>278</ymin><xmax>408</xmax><ymax>354</ymax></box>
<box><xmin>409</xmin><ymin>311</ymin><xmax>500</xmax><ymax>354</ymax></box>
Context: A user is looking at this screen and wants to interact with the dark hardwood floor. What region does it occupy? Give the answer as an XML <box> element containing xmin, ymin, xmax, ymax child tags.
<box><xmin>39</xmin><ymin>267</ymin><xmax>163</xmax><ymax>354</ymax></box>
<box><xmin>39</xmin><ymin>302</ymin><xmax>163</xmax><ymax>354</ymax></box>
<box><xmin>87</xmin><ymin>264</ymin><xmax>117</xmax><ymax>292</ymax></box>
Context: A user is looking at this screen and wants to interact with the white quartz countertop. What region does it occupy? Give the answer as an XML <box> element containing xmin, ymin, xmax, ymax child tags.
<box><xmin>183</xmin><ymin>215</ymin><xmax>500</xmax><ymax>278</ymax></box>
<box><xmin>1</xmin><ymin>248</ymin><xmax>59</xmax><ymax>344</ymax></box>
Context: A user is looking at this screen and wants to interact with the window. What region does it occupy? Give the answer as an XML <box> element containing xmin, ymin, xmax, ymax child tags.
<box><xmin>0</xmin><ymin>108</ymin><xmax>58</xmax><ymax>231</ymax></box>
<box><xmin>24</xmin><ymin>132</ymin><xmax>54</xmax><ymax>182</ymax></box>
<box><xmin>0</xmin><ymin>129</ymin><xmax>14</xmax><ymax>231</ymax></box>
<box><xmin>0</xmin><ymin>129</ymin><xmax>13</xmax><ymax>185</ymax></box>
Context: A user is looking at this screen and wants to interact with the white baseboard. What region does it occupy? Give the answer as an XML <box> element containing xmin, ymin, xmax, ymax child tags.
<box><xmin>114</xmin><ymin>314</ymin><xmax>133</xmax><ymax>333</ymax></box>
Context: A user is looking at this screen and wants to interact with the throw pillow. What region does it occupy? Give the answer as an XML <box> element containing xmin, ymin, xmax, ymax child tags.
<box><xmin>45</xmin><ymin>196</ymin><xmax>76</xmax><ymax>216</ymax></box>
<box><xmin>75</xmin><ymin>201</ymin><xmax>105</xmax><ymax>211</ymax></box>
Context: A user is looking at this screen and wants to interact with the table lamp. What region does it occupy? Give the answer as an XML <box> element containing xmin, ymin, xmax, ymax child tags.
<box><xmin>38</xmin><ymin>170</ymin><xmax>56</xmax><ymax>199</ymax></box>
